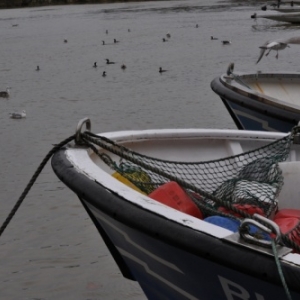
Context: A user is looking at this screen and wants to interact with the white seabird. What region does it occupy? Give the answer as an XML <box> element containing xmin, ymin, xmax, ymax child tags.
<box><xmin>9</xmin><ymin>110</ymin><xmax>26</xmax><ymax>119</ymax></box>
<box><xmin>256</xmin><ymin>36</ymin><xmax>300</xmax><ymax>63</ymax></box>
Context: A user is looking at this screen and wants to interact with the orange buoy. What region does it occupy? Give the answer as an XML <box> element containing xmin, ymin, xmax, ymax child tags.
<box><xmin>274</xmin><ymin>217</ymin><xmax>300</xmax><ymax>234</ymax></box>
<box><xmin>218</xmin><ymin>204</ymin><xmax>265</xmax><ymax>218</ymax></box>
<box><xmin>149</xmin><ymin>181</ymin><xmax>203</xmax><ymax>219</ymax></box>
<box><xmin>274</xmin><ymin>217</ymin><xmax>300</xmax><ymax>251</ymax></box>
<box><xmin>274</xmin><ymin>209</ymin><xmax>300</xmax><ymax>220</ymax></box>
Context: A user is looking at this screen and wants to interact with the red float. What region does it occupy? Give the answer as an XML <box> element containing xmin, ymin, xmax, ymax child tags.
<box><xmin>149</xmin><ymin>181</ymin><xmax>203</xmax><ymax>219</ymax></box>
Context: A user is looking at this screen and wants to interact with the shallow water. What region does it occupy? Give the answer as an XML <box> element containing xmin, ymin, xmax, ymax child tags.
<box><xmin>1</xmin><ymin>0</ymin><xmax>300</xmax><ymax>299</ymax></box>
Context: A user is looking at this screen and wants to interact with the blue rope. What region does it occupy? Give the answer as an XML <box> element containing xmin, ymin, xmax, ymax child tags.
<box><xmin>271</xmin><ymin>240</ymin><xmax>292</xmax><ymax>300</ymax></box>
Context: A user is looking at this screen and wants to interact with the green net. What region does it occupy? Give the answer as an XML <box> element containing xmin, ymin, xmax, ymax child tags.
<box><xmin>84</xmin><ymin>131</ymin><xmax>292</xmax><ymax>220</ymax></box>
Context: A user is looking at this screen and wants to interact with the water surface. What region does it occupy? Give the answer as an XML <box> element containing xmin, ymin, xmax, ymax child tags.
<box><xmin>1</xmin><ymin>0</ymin><xmax>299</xmax><ymax>299</ymax></box>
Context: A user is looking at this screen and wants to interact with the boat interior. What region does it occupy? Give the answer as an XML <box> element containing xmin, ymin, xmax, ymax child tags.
<box><xmin>71</xmin><ymin>129</ymin><xmax>300</xmax><ymax>264</ymax></box>
<box><xmin>224</xmin><ymin>73</ymin><xmax>300</xmax><ymax>107</ymax></box>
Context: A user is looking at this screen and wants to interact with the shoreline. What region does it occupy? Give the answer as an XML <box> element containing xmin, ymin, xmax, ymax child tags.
<box><xmin>0</xmin><ymin>0</ymin><xmax>157</xmax><ymax>9</ymax></box>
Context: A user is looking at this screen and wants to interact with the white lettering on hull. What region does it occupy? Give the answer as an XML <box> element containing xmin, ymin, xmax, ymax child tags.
<box><xmin>219</xmin><ymin>276</ymin><xmax>265</xmax><ymax>300</ymax></box>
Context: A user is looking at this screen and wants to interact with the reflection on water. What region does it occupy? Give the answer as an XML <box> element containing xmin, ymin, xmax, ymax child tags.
<box><xmin>1</xmin><ymin>0</ymin><xmax>300</xmax><ymax>298</ymax></box>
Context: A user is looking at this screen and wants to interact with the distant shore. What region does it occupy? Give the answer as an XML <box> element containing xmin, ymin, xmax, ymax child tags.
<box><xmin>0</xmin><ymin>0</ymin><xmax>153</xmax><ymax>9</ymax></box>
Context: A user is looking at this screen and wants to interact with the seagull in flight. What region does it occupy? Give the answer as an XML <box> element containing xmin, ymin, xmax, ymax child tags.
<box><xmin>256</xmin><ymin>36</ymin><xmax>300</xmax><ymax>64</ymax></box>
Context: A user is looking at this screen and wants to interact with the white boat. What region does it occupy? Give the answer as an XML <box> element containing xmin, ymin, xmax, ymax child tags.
<box><xmin>251</xmin><ymin>11</ymin><xmax>300</xmax><ymax>23</ymax></box>
<box><xmin>261</xmin><ymin>4</ymin><xmax>300</xmax><ymax>13</ymax></box>
<box><xmin>51</xmin><ymin>118</ymin><xmax>300</xmax><ymax>299</ymax></box>
<box><xmin>211</xmin><ymin>63</ymin><xmax>300</xmax><ymax>132</ymax></box>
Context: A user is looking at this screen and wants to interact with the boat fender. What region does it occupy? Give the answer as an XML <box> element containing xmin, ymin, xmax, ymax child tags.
<box><xmin>149</xmin><ymin>181</ymin><xmax>203</xmax><ymax>219</ymax></box>
<box><xmin>204</xmin><ymin>216</ymin><xmax>240</xmax><ymax>232</ymax></box>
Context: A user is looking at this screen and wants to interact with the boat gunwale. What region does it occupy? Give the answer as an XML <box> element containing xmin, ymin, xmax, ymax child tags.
<box><xmin>220</xmin><ymin>72</ymin><xmax>300</xmax><ymax>114</ymax></box>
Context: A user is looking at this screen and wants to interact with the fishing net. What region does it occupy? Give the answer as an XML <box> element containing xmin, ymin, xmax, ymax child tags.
<box><xmin>77</xmin><ymin>127</ymin><xmax>300</xmax><ymax>252</ymax></box>
<box><xmin>82</xmin><ymin>131</ymin><xmax>293</xmax><ymax>221</ymax></box>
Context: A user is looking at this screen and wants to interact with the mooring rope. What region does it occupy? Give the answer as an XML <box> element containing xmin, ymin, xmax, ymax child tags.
<box><xmin>272</xmin><ymin>240</ymin><xmax>293</xmax><ymax>300</ymax></box>
<box><xmin>0</xmin><ymin>135</ymin><xmax>75</xmax><ymax>237</ymax></box>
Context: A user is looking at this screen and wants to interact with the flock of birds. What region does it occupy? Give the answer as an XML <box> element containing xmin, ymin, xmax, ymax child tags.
<box><xmin>1</xmin><ymin>29</ymin><xmax>175</xmax><ymax>118</ymax></box>
<box><xmin>91</xmin><ymin>30</ymin><xmax>173</xmax><ymax>76</ymax></box>
<box><xmin>3</xmin><ymin>24</ymin><xmax>298</xmax><ymax>116</ymax></box>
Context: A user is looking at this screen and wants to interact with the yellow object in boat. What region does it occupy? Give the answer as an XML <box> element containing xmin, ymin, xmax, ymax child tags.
<box><xmin>112</xmin><ymin>172</ymin><xmax>146</xmax><ymax>195</ymax></box>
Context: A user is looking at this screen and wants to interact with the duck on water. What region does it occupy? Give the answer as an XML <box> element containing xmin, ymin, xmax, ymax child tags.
<box><xmin>0</xmin><ymin>87</ymin><xmax>11</xmax><ymax>98</ymax></box>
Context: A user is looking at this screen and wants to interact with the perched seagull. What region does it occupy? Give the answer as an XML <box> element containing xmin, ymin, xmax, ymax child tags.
<box><xmin>9</xmin><ymin>110</ymin><xmax>26</xmax><ymax>119</ymax></box>
<box><xmin>0</xmin><ymin>87</ymin><xmax>10</xmax><ymax>98</ymax></box>
<box><xmin>256</xmin><ymin>36</ymin><xmax>300</xmax><ymax>64</ymax></box>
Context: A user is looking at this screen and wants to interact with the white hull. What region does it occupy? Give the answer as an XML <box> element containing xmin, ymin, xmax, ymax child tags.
<box><xmin>51</xmin><ymin>123</ymin><xmax>300</xmax><ymax>299</ymax></box>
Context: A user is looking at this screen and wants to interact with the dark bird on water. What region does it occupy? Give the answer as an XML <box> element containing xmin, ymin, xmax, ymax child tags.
<box><xmin>93</xmin><ymin>62</ymin><xmax>97</xmax><ymax>68</ymax></box>
<box><xmin>114</xmin><ymin>38</ymin><xmax>119</xmax><ymax>43</ymax></box>
<box><xmin>0</xmin><ymin>87</ymin><xmax>11</xmax><ymax>98</ymax></box>
<box><xmin>222</xmin><ymin>40</ymin><xmax>231</xmax><ymax>45</ymax></box>
<box><xmin>159</xmin><ymin>67</ymin><xmax>167</xmax><ymax>73</ymax></box>
<box><xmin>121</xmin><ymin>64</ymin><xmax>127</xmax><ymax>70</ymax></box>
<box><xmin>102</xmin><ymin>71</ymin><xmax>107</xmax><ymax>77</ymax></box>
<box><xmin>211</xmin><ymin>36</ymin><xmax>218</xmax><ymax>40</ymax></box>
<box><xmin>36</xmin><ymin>65</ymin><xmax>40</xmax><ymax>71</ymax></box>
<box><xmin>106</xmin><ymin>59</ymin><xmax>115</xmax><ymax>64</ymax></box>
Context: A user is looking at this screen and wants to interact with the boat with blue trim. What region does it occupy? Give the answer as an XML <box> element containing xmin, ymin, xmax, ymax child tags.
<box><xmin>51</xmin><ymin>118</ymin><xmax>300</xmax><ymax>299</ymax></box>
<box><xmin>210</xmin><ymin>63</ymin><xmax>300</xmax><ymax>132</ymax></box>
